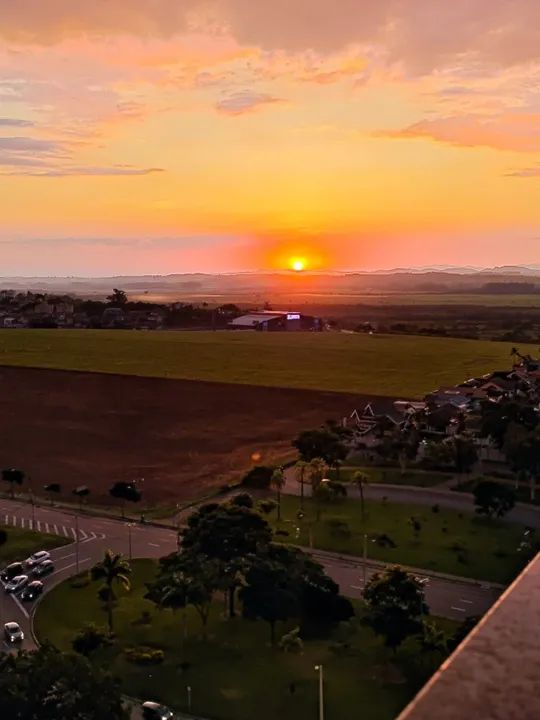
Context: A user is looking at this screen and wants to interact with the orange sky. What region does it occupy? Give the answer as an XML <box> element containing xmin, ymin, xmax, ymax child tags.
<box><xmin>1</xmin><ymin>1</ymin><xmax>539</xmax><ymax>274</ymax></box>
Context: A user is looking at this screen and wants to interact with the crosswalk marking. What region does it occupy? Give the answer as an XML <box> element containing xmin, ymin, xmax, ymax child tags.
<box><xmin>54</xmin><ymin>524</ymin><xmax>58</xmax><ymax>534</ymax></box>
<box><xmin>37</xmin><ymin>520</ymin><xmax>41</xmax><ymax>532</ymax></box>
<box><xmin>45</xmin><ymin>522</ymin><xmax>50</xmax><ymax>533</ymax></box>
<box><xmin>62</xmin><ymin>526</ymin><xmax>69</xmax><ymax>537</ymax></box>
<box><xmin>0</xmin><ymin>509</ymin><xmax>105</xmax><ymax>543</ymax></box>
<box><xmin>21</xmin><ymin>517</ymin><xmax>25</xmax><ymax>529</ymax></box>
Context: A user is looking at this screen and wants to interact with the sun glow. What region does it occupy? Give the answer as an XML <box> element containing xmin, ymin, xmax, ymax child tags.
<box><xmin>290</xmin><ymin>258</ymin><xmax>306</xmax><ymax>272</ymax></box>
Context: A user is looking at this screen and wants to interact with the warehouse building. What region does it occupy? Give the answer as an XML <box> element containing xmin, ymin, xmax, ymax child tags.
<box><xmin>228</xmin><ymin>310</ymin><xmax>321</xmax><ymax>331</ymax></box>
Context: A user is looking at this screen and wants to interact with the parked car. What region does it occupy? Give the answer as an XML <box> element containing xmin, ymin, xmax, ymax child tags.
<box><xmin>25</xmin><ymin>550</ymin><xmax>51</xmax><ymax>569</ymax></box>
<box><xmin>141</xmin><ymin>701</ymin><xmax>175</xmax><ymax>720</ymax></box>
<box><xmin>0</xmin><ymin>562</ymin><xmax>24</xmax><ymax>582</ymax></box>
<box><xmin>20</xmin><ymin>580</ymin><xmax>44</xmax><ymax>602</ymax></box>
<box><xmin>4</xmin><ymin>574</ymin><xmax>29</xmax><ymax>593</ymax></box>
<box><xmin>32</xmin><ymin>560</ymin><xmax>54</xmax><ymax>578</ymax></box>
<box><xmin>4</xmin><ymin>621</ymin><xmax>24</xmax><ymax>643</ymax></box>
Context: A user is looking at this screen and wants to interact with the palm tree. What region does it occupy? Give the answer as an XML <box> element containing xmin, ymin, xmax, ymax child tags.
<box><xmin>308</xmin><ymin>458</ymin><xmax>328</xmax><ymax>522</ymax></box>
<box><xmin>353</xmin><ymin>471</ymin><xmax>369</xmax><ymax>520</ymax></box>
<box><xmin>294</xmin><ymin>460</ymin><xmax>307</xmax><ymax>510</ymax></box>
<box><xmin>91</xmin><ymin>550</ymin><xmax>131</xmax><ymax>634</ymax></box>
<box><xmin>271</xmin><ymin>467</ymin><xmax>285</xmax><ymax>522</ymax></box>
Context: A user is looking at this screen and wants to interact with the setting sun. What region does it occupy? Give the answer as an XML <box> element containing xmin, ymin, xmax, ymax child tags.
<box><xmin>291</xmin><ymin>258</ymin><xmax>306</xmax><ymax>272</ymax></box>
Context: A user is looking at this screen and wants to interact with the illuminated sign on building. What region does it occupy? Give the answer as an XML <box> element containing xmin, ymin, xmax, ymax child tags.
<box><xmin>287</xmin><ymin>313</ymin><xmax>300</xmax><ymax>320</ymax></box>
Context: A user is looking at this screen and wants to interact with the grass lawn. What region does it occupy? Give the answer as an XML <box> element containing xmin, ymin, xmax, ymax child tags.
<box><xmin>0</xmin><ymin>329</ymin><xmax>536</xmax><ymax>397</ymax></box>
<box><xmin>0</xmin><ymin>524</ymin><xmax>69</xmax><ymax>565</ymax></box>
<box><xmin>329</xmin><ymin>466</ymin><xmax>451</xmax><ymax>488</ymax></box>
<box><xmin>35</xmin><ymin>560</ymin><xmax>457</xmax><ymax>720</ymax></box>
<box><xmin>275</xmin><ymin>495</ymin><xmax>529</xmax><ymax>584</ymax></box>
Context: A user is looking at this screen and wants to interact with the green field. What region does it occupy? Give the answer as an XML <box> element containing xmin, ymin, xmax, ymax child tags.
<box><xmin>276</xmin><ymin>496</ymin><xmax>528</xmax><ymax>584</ymax></box>
<box><xmin>36</xmin><ymin>560</ymin><xmax>456</xmax><ymax>720</ymax></box>
<box><xmin>0</xmin><ymin>525</ymin><xmax>68</xmax><ymax>565</ymax></box>
<box><xmin>0</xmin><ymin>330</ymin><xmax>533</xmax><ymax>397</ymax></box>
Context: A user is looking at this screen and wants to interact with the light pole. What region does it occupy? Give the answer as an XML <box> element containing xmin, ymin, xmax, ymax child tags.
<box><xmin>127</xmin><ymin>523</ymin><xmax>134</xmax><ymax>561</ymax></box>
<box><xmin>362</xmin><ymin>533</ymin><xmax>368</xmax><ymax>587</ymax></box>
<box><xmin>75</xmin><ymin>512</ymin><xmax>80</xmax><ymax>574</ymax></box>
<box><xmin>314</xmin><ymin>665</ymin><xmax>324</xmax><ymax>720</ymax></box>
<box><xmin>186</xmin><ymin>685</ymin><xmax>192</xmax><ymax>713</ymax></box>
<box><xmin>29</xmin><ymin>488</ymin><xmax>36</xmax><ymax>529</ymax></box>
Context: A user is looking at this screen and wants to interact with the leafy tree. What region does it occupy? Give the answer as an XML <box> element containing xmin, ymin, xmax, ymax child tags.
<box><xmin>2</xmin><ymin>468</ymin><xmax>24</xmax><ymax>499</ymax></box>
<box><xmin>481</xmin><ymin>400</ymin><xmax>538</xmax><ymax>448</ymax></box>
<box><xmin>363</xmin><ymin>566</ymin><xmax>428</xmax><ymax>652</ymax></box>
<box><xmin>417</xmin><ymin>621</ymin><xmax>448</xmax><ymax>669</ymax></box>
<box><xmin>181</xmin><ymin>502</ymin><xmax>272</xmax><ymax>617</ymax></box>
<box><xmin>106</xmin><ymin>288</ymin><xmax>128</xmax><ymax>306</ymax></box>
<box><xmin>91</xmin><ymin>550</ymin><xmax>131</xmax><ymax>633</ymax></box>
<box><xmin>109</xmin><ymin>481</ymin><xmax>142</xmax><ymax>518</ymax></box>
<box><xmin>505</xmin><ymin>428</ymin><xmax>540</xmax><ymax>501</ymax></box>
<box><xmin>451</xmin><ymin>435</ymin><xmax>478</xmax><ymax>474</ymax></box>
<box><xmin>271</xmin><ymin>467</ymin><xmax>285</xmax><ymax>521</ymax></box>
<box><xmin>447</xmin><ymin>615</ymin><xmax>480</xmax><ymax>652</ymax></box>
<box><xmin>241</xmin><ymin>555</ymin><xmax>299</xmax><ymax>645</ymax></box>
<box><xmin>72</xmin><ymin>623</ymin><xmax>112</xmax><ymax>656</ymax></box>
<box><xmin>0</xmin><ymin>643</ymin><xmax>128</xmax><ymax>719</ymax></box>
<box><xmin>307</xmin><ymin>457</ymin><xmax>328</xmax><ymax>521</ymax></box>
<box><xmin>242</xmin><ymin>465</ymin><xmax>274</xmax><ymax>489</ymax></box>
<box><xmin>421</xmin><ymin>441</ymin><xmax>455</xmax><ymax>470</ymax></box>
<box><xmin>146</xmin><ymin>552</ymin><xmax>219</xmax><ymax>640</ymax></box>
<box><xmin>257</xmin><ymin>499</ymin><xmax>277</xmax><ymax>515</ymax></box>
<box><xmin>44</xmin><ymin>483</ymin><xmax>61</xmax><ymax>506</ymax></box>
<box><xmin>293</xmin><ymin>428</ymin><xmax>348</xmax><ymax>468</ymax></box>
<box><xmin>473</xmin><ymin>480</ymin><xmax>516</xmax><ymax>518</ymax></box>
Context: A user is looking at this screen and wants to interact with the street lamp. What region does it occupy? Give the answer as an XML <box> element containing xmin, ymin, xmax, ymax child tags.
<box><xmin>314</xmin><ymin>665</ymin><xmax>324</xmax><ymax>720</ymax></box>
<box><xmin>186</xmin><ymin>685</ymin><xmax>192</xmax><ymax>713</ymax></box>
<box><xmin>127</xmin><ymin>522</ymin><xmax>134</xmax><ymax>560</ymax></box>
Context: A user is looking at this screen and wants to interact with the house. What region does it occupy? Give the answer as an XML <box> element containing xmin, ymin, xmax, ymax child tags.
<box><xmin>228</xmin><ymin>311</ymin><xmax>321</xmax><ymax>331</ymax></box>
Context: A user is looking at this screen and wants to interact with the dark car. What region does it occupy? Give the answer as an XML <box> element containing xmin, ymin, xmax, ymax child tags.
<box><xmin>32</xmin><ymin>560</ymin><xmax>54</xmax><ymax>578</ymax></box>
<box><xmin>4</xmin><ymin>621</ymin><xmax>24</xmax><ymax>644</ymax></box>
<box><xmin>0</xmin><ymin>562</ymin><xmax>24</xmax><ymax>582</ymax></box>
<box><xmin>20</xmin><ymin>580</ymin><xmax>44</xmax><ymax>602</ymax></box>
<box><xmin>141</xmin><ymin>701</ymin><xmax>175</xmax><ymax>720</ymax></box>
<box><xmin>4</xmin><ymin>574</ymin><xmax>29</xmax><ymax>593</ymax></box>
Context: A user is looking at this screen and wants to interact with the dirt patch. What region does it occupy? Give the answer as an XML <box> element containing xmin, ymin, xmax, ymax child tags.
<box><xmin>0</xmin><ymin>366</ymin><xmax>387</xmax><ymax>506</ymax></box>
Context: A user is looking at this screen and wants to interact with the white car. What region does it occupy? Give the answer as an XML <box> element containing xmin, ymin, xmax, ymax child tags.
<box><xmin>25</xmin><ymin>550</ymin><xmax>51</xmax><ymax>569</ymax></box>
<box><xmin>4</xmin><ymin>621</ymin><xmax>24</xmax><ymax>643</ymax></box>
<box><xmin>141</xmin><ymin>701</ymin><xmax>175</xmax><ymax>720</ymax></box>
<box><xmin>5</xmin><ymin>574</ymin><xmax>29</xmax><ymax>593</ymax></box>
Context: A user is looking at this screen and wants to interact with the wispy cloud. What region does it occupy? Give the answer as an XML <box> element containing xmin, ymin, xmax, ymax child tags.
<box><xmin>0</xmin><ymin>165</ymin><xmax>164</xmax><ymax>177</ymax></box>
<box><xmin>0</xmin><ymin>117</ymin><xmax>34</xmax><ymax>127</ymax></box>
<box><xmin>215</xmin><ymin>90</ymin><xmax>285</xmax><ymax>115</ymax></box>
<box><xmin>505</xmin><ymin>164</ymin><xmax>540</xmax><ymax>178</ymax></box>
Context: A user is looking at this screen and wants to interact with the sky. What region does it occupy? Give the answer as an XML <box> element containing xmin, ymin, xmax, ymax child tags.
<box><xmin>1</xmin><ymin>0</ymin><xmax>540</xmax><ymax>275</ymax></box>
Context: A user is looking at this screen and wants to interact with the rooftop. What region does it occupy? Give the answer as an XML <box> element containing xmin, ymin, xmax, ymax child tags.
<box><xmin>398</xmin><ymin>553</ymin><xmax>540</xmax><ymax>720</ymax></box>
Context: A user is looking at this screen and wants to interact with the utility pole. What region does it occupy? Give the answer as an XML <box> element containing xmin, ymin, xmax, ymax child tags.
<box><xmin>363</xmin><ymin>533</ymin><xmax>368</xmax><ymax>588</ymax></box>
<box><xmin>315</xmin><ymin>665</ymin><xmax>324</xmax><ymax>720</ymax></box>
<box><xmin>186</xmin><ymin>685</ymin><xmax>192</xmax><ymax>713</ymax></box>
<box><xmin>127</xmin><ymin>523</ymin><xmax>133</xmax><ymax>561</ymax></box>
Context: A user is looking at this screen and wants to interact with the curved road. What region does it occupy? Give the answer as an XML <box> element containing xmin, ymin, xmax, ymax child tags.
<box><xmin>0</xmin><ymin>496</ymin><xmax>502</xmax><ymax>657</ymax></box>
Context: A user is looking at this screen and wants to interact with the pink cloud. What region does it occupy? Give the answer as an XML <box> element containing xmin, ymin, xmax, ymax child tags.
<box><xmin>377</xmin><ymin>113</ymin><xmax>540</xmax><ymax>152</ymax></box>
<box><xmin>215</xmin><ymin>90</ymin><xmax>285</xmax><ymax>115</ymax></box>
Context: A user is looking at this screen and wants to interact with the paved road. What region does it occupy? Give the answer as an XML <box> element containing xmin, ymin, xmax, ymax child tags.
<box><xmin>284</xmin><ymin>469</ymin><xmax>540</xmax><ymax>529</ymax></box>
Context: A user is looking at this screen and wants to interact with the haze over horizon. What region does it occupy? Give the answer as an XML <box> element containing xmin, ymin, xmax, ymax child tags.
<box><xmin>1</xmin><ymin>1</ymin><xmax>540</xmax><ymax>275</ymax></box>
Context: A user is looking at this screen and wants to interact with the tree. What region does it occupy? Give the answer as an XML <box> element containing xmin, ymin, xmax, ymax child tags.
<box><xmin>0</xmin><ymin>529</ymin><xmax>7</xmax><ymax>547</ymax></box>
<box><xmin>108</xmin><ymin>481</ymin><xmax>142</xmax><ymax>519</ymax></box>
<box><xmin>417</xmin><ymin>621</ymin><xmax>448</xmax><ymax>669</ymax></box>
<box><xmin>146</xmin><ymin>552</ymin><xmax>219</xmax><ymax>640</ymax></box>
<box><xmin>240</xmin><ymin>555</ymin><xmax>299</xmax><ymax>645</ymax></box>
<box><xmin>447</xmin><ymin>615</ymin><xmax>480</xmax><ymax>652</ymax></box>
<box><xmin>293</xmin><ymin>428</ymin><xmax>348</xmax><ymax>469</ymax></box>
<box><xmin>353</xmin><ymin>471</ymin><xmax>369</xmax><ymax>519</ymax></box>
<box><xmin>363</xmin><ymin>566</ymin><xmax>428</xmax><ymax>652</ymax></box>
<box><xmin>242</xmin><ymin>465</ymin><xmax>274</xmax><ymax>490</ymax></box>
<box><xmin>473</xmin><ymin>480</ymin><xmax>516</xmax><ymax>519</ymax></box>
<box><xmin>181</xmin><ymin>502</ymin><xmax>272</xmax><ymax>617</ymax></box>
<box><xmin>2</xmin><ymin>468</ymin><xmax>24</xmax><ymax>499</ymax></box>
<box><xmin>294</xmin><ymin>460</ymin><xmax>307</xmax><ymax>510</ymax></box>
<box><xmin>106</xmin><ymin>288</ymin><xmax>128</xmax><ymax>306</ymax></box>
<box><xmin>451</xmin><ymin>435</ymin><xmax>478</xmax><ymax>474</ymax></box>
<box><xmin>231</xmin><ymin>492</ymin><xmax>254</xmax><ymax>508</ymax></box>
<box><xmin>72</xmin><ymin>623</ymin><xmax>111</xmax><ymax>656</ymax></box>
<box><xmin>44</xmin><ymin>483</ymin><xmax>61</xmax><ymax>506</ymax></box>
<box><xmin>421</xmin><ymin>440</ymin><xmax>455</xmax><ymax>470</ymax></box>
<box><xmin>73</xmin><ymin>485</ymin><xmax>90</xmax><ymax>510</ymax></box>
<box><xmin>91</xmin><ymin>550</ymin><xmax>131</xmax><ymax>633</ymax></box>
<box><xmin>505</xmin><ymin>428</ymin><xmax>540</xmax><ymax>501</ymax></box>
<box><xmin>270</xmin><ymin>467</ymin><xmax>285</xmax><ymax>521</ymax></box>
<box><xmin>0</xmin><ymin>643</ymin><xmax>128</xmax><ymax>719</ymax></box>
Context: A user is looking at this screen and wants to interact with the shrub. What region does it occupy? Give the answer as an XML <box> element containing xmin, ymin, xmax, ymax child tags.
<box><xmin>431</xmin><ymin>504</ymin><xmax>440</xmax><ymax>514</ymax></box>
<box><xmin>230</xmin><ymin>493</ymin><xmax>254</xmax><ymax>508</ymax></box>
<box><xmin>242</xmin><ymin>465</ymin><xmax>274</xmax><ymax>490</ymax></box>
<box><xmin>124</xmin><ymin>646</ymin><xmax>164</xmax><ymax>665</ymax></box>
<box><xmin>70</xmin><ymin>573</ymin><xmax>91</xmax><ymax>589</ymax></box>
<box><xmin>327</xmin><ymin>519</ymin><xmax>351</xmax><ymax>539</ymax></box>
<box><xmin>72</xmin><ymin>623</ymin><xmax>111</xmax><ymax>656</ymax></box>
<box><xmin>0</xmin><ymin>529</ymin><xmax>7</xmax><ymax>546</ymax></box>
<box><xmin>375</xmin><ymin>533</ymin><xmax>397</xmax><ymax>548</ymax></box>
<box><xmin>132</xmin><ymin>610</ymin><xmax>152</xmax><ymax>626</ymax></box>
<box><xmin>257</xmin><ymin>499</ymin><xmax>277</xmax><ymax>515</ymax></box>
<box><xmin>278</xmin><ymin>627</ymin><xmax>304</xmax><ymax>654</ymax></box>
<box><xmin>274</xmin><ymin>529</ymin><xmax>289</xmax><ymax>537</ymax></box>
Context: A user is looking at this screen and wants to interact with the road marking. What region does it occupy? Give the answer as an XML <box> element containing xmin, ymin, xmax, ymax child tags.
<box><xmin>21</xmin><ymin>517</ymin><xmax>25</xmax><ymax>529</ymax></box>
<box><xmin>37</xmin><ymin>521</ymin><xmax>41</xmax><ymax>532</ymax></box>
<box><xmin>54</xmin><ymin>524</ymin><xmax>58</xmax><ymax>535</ymax></box>
<box><xmin>11</xmin><ymin>593</ymin><xmax>29</xmax><ymax>619</ymax></box>
<box><xmin>148</xmin><ymin>542</ymin><xmax>160</xmax><ymax>548</ymax></box>
<box><xmin>71</xmin><ymin>528</ymin><xmax>77</xmax><ymax>540</ymax></box>
<box><xmin>53</xmin><ymin>551</ymin><xmax>75</xmax><ymax>562</ymax></box>
<box><xmin>12</xmin><ymin>515</ymin><xmax>17</xmax><ymax>527</ymax></box>
<box><xmin>4</xmin><ymin>514</ymin><xmax>7</xmax><ymax>524</ymax></box>
<box><xmin>52</xmin><ymin>557</ymin><xmax>92</xmax><ymax>576</ymax></box>
<box><xmin>350</xmin><ymin>584</ymin><xmax>364</xmax><ymax>590</ymax></box>
<box><xmin>451</xmin><ymin>606</ymin><xmax>466</xmax><ymax>612</ymax></box>
<box><xmin>45</xmin><ymin>523</ymin><xmax>50</xmax><ymax>534</ymax></box>
<box><xmin>460</xmin><ymin>599</ymin><xmax>473</xmax><ymax>604</ymax></box>
<box><xmin>62</xmin><ymin>526</ymin><xmax>69</xmax><ymax>537</ymax></box>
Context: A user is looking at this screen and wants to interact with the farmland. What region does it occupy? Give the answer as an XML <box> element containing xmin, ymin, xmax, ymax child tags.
<box><xmin>0</xmin><ymin>329</ymin><xmax>533</xmax><ymax>397</ymax></box>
